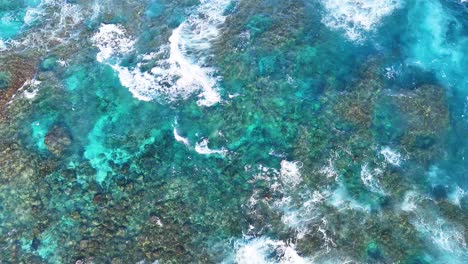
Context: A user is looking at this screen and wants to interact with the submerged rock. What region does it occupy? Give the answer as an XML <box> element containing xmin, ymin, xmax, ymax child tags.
<box><xmin>396</xmin><ymin>85</ymin><xmax>450</xmax><ymax>162</ymax></box>
<box><xmin>367</xmin><ymin>241</ymin><xmax>382</xmax><ymax>259</ymax></box>
<box><xmin>0</xmin><ymin>71</ymin><xmax>11</xmax><ymax>90</ymax></box>
<box><xmin>0</xmin><ymin>143</ymin><xmax>34</xmax><ymax>181</ymax></box>
<box><xmin>430</xmin><ymin>185</ymin><xmax>448</xmax><ymax>201</ymax></box>
<box><xmin>40</xmin><ymin>56</ymin><xmax>58</xmax><ymax>71</ymax></box>
<box><xmin>0</xmin><ymin>55</ymin><xmax>37</xmax><ymax>119</ymax></box>
<box><xmin>44</xmin><ymin>125</ymin><xmax>72</xmax><ymax>156</ymax></box>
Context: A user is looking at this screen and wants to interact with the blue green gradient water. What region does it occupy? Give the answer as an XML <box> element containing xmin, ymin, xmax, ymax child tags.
<box><xmin>0</xmin><ymin>0</ymin><xmax>467</xmax><ymax>263</ymax></box>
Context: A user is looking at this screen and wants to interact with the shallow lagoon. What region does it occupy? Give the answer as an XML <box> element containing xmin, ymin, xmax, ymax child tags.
<box><xmin>0</xmin><ymin>0</ymin><xmax>467</xmax><ymax>263</ymax></box>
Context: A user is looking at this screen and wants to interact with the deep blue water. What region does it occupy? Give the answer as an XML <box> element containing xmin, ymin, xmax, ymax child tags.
<box><xmin>0</xmin><ymin>0</ymin><xmax>467</xmax><ymax>263</ymax></box>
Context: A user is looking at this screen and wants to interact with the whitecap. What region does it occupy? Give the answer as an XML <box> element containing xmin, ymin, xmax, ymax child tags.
<box><xmin>22</xmin><ymin>80</ymin><xmax>42</xmax><ymax>99</ymax></box>
<box><xmin>402</xmin><ymin>192</ymin><xmax>468</xmax><ymax>262</ymax></box>
<box><xmin>413</xmin><ymin>214</ymin><xmax>467</xmax><ymax>254</ymax></box>
<box><xmin>112</xmin><ymin>65</ymin><xmax>159</xmax><ymax>102</ymax></box>
<box><xmin>280</xmin><ymin>160</ymin><xmax>303</xmax><ymax>188</ymax></box>
<box><xmin>173</xmin><ymin>127</ymin><xmax>190</xmax><ymax>146</ymax></box>
<box><xmin>278</xmin><ymin>191</ymin><xmax>331</xmax><ymax>241</ymax></box>
<box><xmin>233</xmin><ymin>237</ymin><xmax>280</xmax><ymax>264</ymax></box>
<box><xmin>321</xmin><ymin>0</ymin><xmax>401</xmax><ymax>41</ymax></box>
<box><xmin>166</xmin><ymin>24</ymin><xmax>222</xmax><ymax>107</ymax></box>
<box><xmin>89</xmin><ymin>0</ymin><xmax>103</xmax><ymax>22</ymax></box>
<box><xmin>5</xmin><ymin>1</ymin><xmax>85</xmax><ymax>52</ymax></box>
<box><xmin>231</xmin><ymin>237</ymin><xmax>310</xmax><ymax>264</ymax></box>
<box><xmin>24</xmin><ymin>5</ymin><xmax>44</xmax><ymax>26</ymax></box>
<box><xmin>448</xmin><ymin>186</ymin><xmax>466</xmax><ymax>207</ymax></box>
<box><xmin>319</xmin><ymin>154</ymin><xmax>339</xmax><ymax>180</ymax></box>
<box><xmin>360</xmin><ymin>163</ymin><xmax>385</xmax><ymax>194</ymax></box>
<box><xmin>380</xmin><ymin>146</ymin><xmax>403</xmax><ymax>166</ymax></box>
<box><xmin>6</xmin><ymin>79</ymin><xmax>42</xmax><ymax>102</ymax></box>
<box><xmin>56</xmin><ymin>59</ymin><xmax>68</xmax><ymax>67</ymax></box>
<box><xmin>91</xmin><ymin>24</ymin><xmax>135</xmax><ymax>63</ymax></box>
<box><xmin>194</xmin><ymin>138</ymin><xmax>227</xmax><ymax>155</ymax></box>
<box><xmin>247</xmin><ymin>162</ymin><xmax>333</xmax><ymax>244</ymax></box>
<box><xmin>107</xmin><ymin>0</ymin><xmax>232</xmax><ymax>106</ymax></box>
<box><xmin>401</xmin><ymin>191</ymin><xmax>421</xmax><ymax>212</ymax></box>
<box><xmin>0</xmin><ymin>39</ymin><xmax>6</xmax><ymax>51</ymax></box>
<box><xmin>55</xmin><ymin>1</ymin><xmax>84</xmax><ymax>26</ymax></box>
<box><xmin>329</xmin><ymin>183</ymin><xmax>371</xmax><ymax>212</ymax></box>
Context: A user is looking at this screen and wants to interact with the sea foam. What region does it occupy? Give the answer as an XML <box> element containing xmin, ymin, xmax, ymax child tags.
<box><xmin>232</xmin><ymin>237</ymin><xmax>309</xmax><ymax>264</ymax></box>
<box><xmin>280</xmin><ymin>160</ymin><xmax>303</xmax><ymax>188</ymax></box>
<box><xmin>360</xmin><ymin>163</ymin><xmax>385</xmax><ymax>194</ymax></box>
<box><xmin>104</xmin><ymin>0</ymin><xmax>232</xmax><ymax>106</ymax></box>
<box><xmin>246</xmin><ymin>162</ymin><xmax>335</xmax><ymax>248</ymax></box>
<box><xmin>380</xmin><ymin>146</ymin><xmax>403</xmax><ymax>166</ymax></box>
<box><xmin>194</xmin><ymin>139</ymin><xmax>227</xmax><ymax>155</ymax></box>
<box><xmin>0</xmin><ymin>39</ymin><xmax>6</xmax><ymax>50</ymax></box>
<box><xmin>405</xmin><ymin>0</ymin><xmax>468</xmax><ymax>97</ymax></box>
<box><xmin>22</xmin><ymin>79</ymin><xmax>42</xmax><ymax>99</ymax></box>
<box><xmin>173</xmin><ymin>127</ymin><xmax>190</xmax><ymax>146</ymax></box>
<box><xmin>5</xmin><ymin>0</ymin><xmax>85</xmax><ymax>52</ymax></box>
<box><xmin>91</xmin><ymin>24</ymin><xmax>135</xmax><ymax>63</ymax></box>
<box><xmin>413</xmin><ymin>213</ymin><xmax>467</xmax><ymax>258</ymax></box>
<box><xmin>321</xmin><ymin>0</ymin><xmax>401</xmax><ymax>41</ymax></box>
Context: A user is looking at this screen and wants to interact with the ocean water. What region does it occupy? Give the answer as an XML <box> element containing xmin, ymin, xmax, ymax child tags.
<box><xmin>0</xmin><ymin>0</ymin><xmax>467</xmax><ymax>263</ymax></box>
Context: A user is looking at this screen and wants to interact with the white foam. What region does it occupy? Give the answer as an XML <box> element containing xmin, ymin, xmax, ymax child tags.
<box><xmin>90</xmin><ymin>0</ymin><xmax>102</xmax><ymax>22</ymax></box>
<box><xmin>384</xmin><ymin>65</ymin><xmax>400</xmax><ymax>79</ymax></box>
<box><xmin>247</xmin><ymin>161</ymin><xmax>335</xmax><ymax>245</ymax></box>
<box><xmin>360</xmin><ymin>163</ymin><xmax>385</xmax><ymax>194</ymax></box>
<box><xmin>234</xmin><ymin>237</ymin><xmax>277</xmax><ymax>264</ymax></box>
<box><xmin>194</xmin><ymin>138</ymin><xmax>227</xmax><ymax>155</ymax></box>
<box><xmin>401</xmin><ymin>191</ymin><xmax>421</xmax><ymax>212</ymax></box>
<box><xmin>5</xmin><ymin>1</ymin><xmax>85</xmax><ymax>52</ymax></box>
<box><xmin>329</xmin><ymin>183</ymin><xmax>371</xmax><ymax>212</ymax></box>
<box><xmin>249</xmin><ymin>162</ymin><xmax>337</xmax><ymax>246</ymax></box>
<box><xmin>24</xmin><ymin>5</ymin><xmax>44</xmax><ymax>25</ymax></box>
<box><xmin>109</xmin><ymin>0</ymin><xmax>231</xmax><ymax>106</ymax></box>
<box><xmin>167</xmin><ymin>25</ymin><xmax>221</xmax><ymax>107</ymax></box>
<box><xmin>57</xmin><ymin>59</ymin><xmax>68</xmax><ymax>67</ymax></box>
<box><xmin>91</xmin><ymin>24</ymin><xmax>135</xmax><ymax>63</ymax></box>
<box><xmin>173</xmin><ymin>127</ymin><xmax>190</xmax><ymax>146</ymax></box>
<box><xmin>321</xmin><ymin>0</ymin><xmax>401</xmax><ymax>41</ymax></box>
<box><xmin>280</xmin><ymin>243</ymin><xmax>309</xmax><ymax>264</ymax></box>
<box><xmin>448</xmin><ymin>186</ymin><xmax>466</xmax><ymax>207</ymax></box>
<box><xmin>232</xmin><ymin>237</ymin><xmax>310</xmax><ymax>264</ymax></box>
<box><xmin>319</xmin><ymin>155</ymin><xmax>339</xmax><ymax>180</ymax></box>
<box><xmin>280</xmin><ymin>191</ymin><xmax>333</xmax><ymax>241</ymax></box>
<box><xmin>280</xmin><ymin>160</ymin><xmax>303</xmax><ymax>187</ymax></box>
<box><xmin>0</xmin><ymin>40</ymin><xmax>6</xmax><ymax>51</ymax></box>
<box><xmin>5</xmin><ymin>79</ymin><xmax>42</xmax><ymax>103</ymax></box>
<box><xmin>22</xmin><ymin>80</ymin><xmax>42</xmax><ymax>99</ymax></box>
<box><xmin>112</xmin><ymin>65</ymin><xmax>158</xmax><ymax>101</ymax></box>
<box><xmin>403</xmin><ymin>191</ymin><xmax>468</xmax><ymax>262</ymax></box>
<box><xmin>316</xmin><ymin>217</ymin><xmax>337</xmax><ymax>252</ymax></box>
<box><xmin>56</xmin><ymin>2</ymin><xmax>84</xmax><ymax>26</ymax></box>
<box><xmin>414</xmin><ymin>215</ymin><xmax>467</xmax><ymax>253</ymax></box>
<box><xmin>380</xmin><ymin>146</ymin><xmax>403</xmax><ymax>166</ymax></box>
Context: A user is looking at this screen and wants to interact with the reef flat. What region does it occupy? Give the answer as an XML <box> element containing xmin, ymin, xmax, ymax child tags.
<box><xmin>0</xmin><ymin>0</ymin><xmax>467</xmax><ymax>263</ymax></box>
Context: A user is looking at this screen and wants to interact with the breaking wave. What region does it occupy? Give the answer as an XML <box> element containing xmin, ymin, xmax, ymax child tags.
<box><xmin>321</xmin><ymin>0</ymin><xmax>401</xmax><ymax>41</ymax></box>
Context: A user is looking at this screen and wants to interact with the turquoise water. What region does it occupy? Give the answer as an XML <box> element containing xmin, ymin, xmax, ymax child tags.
<box><xmin>0</xmin><ymin>0</ymin><xmax>467</xmax><ymax>263</ymax></box>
